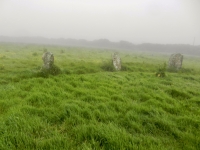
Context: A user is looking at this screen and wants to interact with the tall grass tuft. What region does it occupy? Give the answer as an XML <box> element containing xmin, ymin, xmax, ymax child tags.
<box><xmin>101</xmin><ymin>60</ymin><xmax>115</xmax><ymax>71</ymax></box>
<box><xmin>37</xmin><ymin>64</ymin><xmax>61</xmax><ymax>77</ymax></box>
<box><xmin>156</xmin><ymin>62</ymin><xmax>166</xmax><ymax>77</ymax></box>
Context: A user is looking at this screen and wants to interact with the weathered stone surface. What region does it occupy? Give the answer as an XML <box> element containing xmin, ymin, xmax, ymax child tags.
<box><xmin>42</xmin><ymin>52</ymin><xmax>54</xmax><ymax>69</ymax></box>
<box><xmin>112</xmin><ymin>52</ymin><xmax>121</xmax><ymax>70</ymax></box>
<box><xmin>168</xmin><ymin>53</ymin><xmax>183</xmax><ymax>70</ymax></box>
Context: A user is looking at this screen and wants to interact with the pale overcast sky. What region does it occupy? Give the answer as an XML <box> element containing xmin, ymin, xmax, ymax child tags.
<box><xmin>0</xmin><ymin>0</ymin><xmax>200</xmax><ymax>44</ymax></box>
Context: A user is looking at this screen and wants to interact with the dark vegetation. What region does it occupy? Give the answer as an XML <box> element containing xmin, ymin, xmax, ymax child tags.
<box><xmin>1</xmin><ymin>36</ymin><xmax>200</xmax><ymax>56</ymax></box>
<box><xmin>156</xmin><ymin>62</ymin><xmax>167</xmax><ymax>77</ymax></box>
<box><xmin>37</xmin><ymin>64</ymin><xmax>61</xmax><ymax>77</ymax></box>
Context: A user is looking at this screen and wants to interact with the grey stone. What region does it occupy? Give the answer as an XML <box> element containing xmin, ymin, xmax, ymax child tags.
<box><xmin>112</xmin><ymin>52</ymin><xmax>121</xmax><ymax>70</ymax></box>
<box><xmin>42</xmin><ymin>52</ymin><xmax>54</xmax><ymax>69</ymax></box>
<box><xmin>168</xmin><ymin>53</ymin><xmax>183</xmax><ymax>70</ymax></box>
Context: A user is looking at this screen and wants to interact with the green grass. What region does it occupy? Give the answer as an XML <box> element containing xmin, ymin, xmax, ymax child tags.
<box><xmin>0</xmin><ymin>43</ymin><xmax>200</xmax><ymax>149</ymax></box>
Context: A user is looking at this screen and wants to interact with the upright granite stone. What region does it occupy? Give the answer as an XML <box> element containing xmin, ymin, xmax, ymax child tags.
<box><xmin>112</xmin><ymin>52</ymin><xmax>121</xmax><ymax>71</ymax></box>
<box><xmin>168</xmin><ymin>53</ymin><xmax>183</xmax><ymax>71</ymax></box>
<box><xmin>39</xmin><ymin>52</ymin><xmax>61</xmax><ymax>77</ymax></box>
<box><xmin>42</xmin><ymin>52</ymin><xmax>54</xmax><ymax>70</ymax></box>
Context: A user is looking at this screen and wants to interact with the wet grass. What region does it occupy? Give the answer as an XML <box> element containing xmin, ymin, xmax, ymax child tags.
<box><xmin>0</xmin><ymin>43</ymin><xmax>200</xmax><ymax>149</ymax></box>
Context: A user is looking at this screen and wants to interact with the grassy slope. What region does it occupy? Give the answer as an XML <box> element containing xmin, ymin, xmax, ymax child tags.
<box><xmin>0</xmin><ymin>43</ymin><xmax>200</xmax><ymax>150</ymax></box>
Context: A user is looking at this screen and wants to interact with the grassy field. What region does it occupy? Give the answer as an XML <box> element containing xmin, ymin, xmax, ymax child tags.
<box><xmin>0</xmin><ymin>43</ymin><xmax>200</xmax><ymax>149</ymax></box>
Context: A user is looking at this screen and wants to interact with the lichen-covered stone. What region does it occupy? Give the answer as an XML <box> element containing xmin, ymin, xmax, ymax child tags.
<box><xmin>37</xmin><ymin>52</ymin><xmax>61</xmax><ymax>77</ymax></box>
<box><xmin>168</xmin><ymin>53</ymin><xmax>183</xmax><ymax>71</ymax></box>
<box><xmin>112</xmin><ymin>52</ymin><xmax>121</xmax><ymax>71</ymax></box>
<box><xmin>42</xmin><ymin>52</ymin><xmax>54</xmax><ymax>69</ymax></box>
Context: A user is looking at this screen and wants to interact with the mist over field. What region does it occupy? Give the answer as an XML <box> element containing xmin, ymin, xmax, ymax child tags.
<box><xmin>0</xmin><ymin>36</ymin><xmax>200</xmax><ymax>56</ymax></box>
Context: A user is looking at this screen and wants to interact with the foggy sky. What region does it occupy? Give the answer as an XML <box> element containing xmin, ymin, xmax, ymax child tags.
<box><xmin>0</xmin><ymin>0</ymin><xmax>200</xmax><ymax>45</ymax></box>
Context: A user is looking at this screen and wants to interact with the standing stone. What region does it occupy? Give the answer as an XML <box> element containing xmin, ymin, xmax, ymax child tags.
<box><xmin>112</xmin><ymin>52</ymin><xmax>121</xmax><ymax>71</ymax></box>
<box><xmin>168</xmin><ymin>53</ymin><xmax>183</xmax><ymax>70</ymax></box>
<box><xmin>42</xmin><ymin>52</ymin><xmax>54</xmax><ymax>69</ymax></box>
